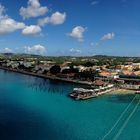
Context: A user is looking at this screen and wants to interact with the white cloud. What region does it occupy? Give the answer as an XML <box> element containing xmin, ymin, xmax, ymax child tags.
<box><xmin>90</xmin><ymin>42</ymin><xmax>99</xmax><ymax>47</ymax></box>
<box><xmin>91</xmin><ymin>1</ymin><xmax>99</xmax><ymax>5</ymax></box>
<box><xmin>22</xmin><ymin>25</ymin><xmax>41</xmax><ymax>35</ymax></box>
<box><xmin>0</xmin><ymin>4</ymin><xmax>5</xmax><ymax>17</ymax></box>
<box><xmin>20</xmin><ymin>0</ymin><xmax>48</xmax><ymax>19</ymax></box>
<box><xmin>38</xmin><ymin>11</ymin><xmax>66</xmax><ymax>26</ymax></box>
<box><xmin>68</xmin><ymin>26</ymin><xmax>86</xmax><ymax>42</ymax></box>
<box><xmin>101</xmin><ymin>32</ymin><xmax>115</xmax><ymax>41</ymax></box>
<box><xmin>69</xmin><ymin>48</ymin><xmax>81</xmax><ymax>54</ymax></box>
<box><xmin>0</xmin><ymin>18</ymin><xmax>25</xmax><ymax>34</ymax></box>
<box><xmin>24</xmin><ymin>44</ymin><xmax>46</xmax><ymax>55</ymax></box>
<box><xmin>3</xmin><ymin>47</ymin><xmax>13</xmax><ymax>53</ymax></box>
<box><xmin>0</xmin><ymin>4</ymin><xmax>25</xmax><ymax>34</ymax></box>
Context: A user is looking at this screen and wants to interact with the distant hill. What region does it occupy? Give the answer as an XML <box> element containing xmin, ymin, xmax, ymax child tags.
<box><xmin>0</xmin><ymin>53</ymin><xmax>46</xmax><ymax>58</ymax></box>
<box><xmin>0</xmin><ymin>53</ymin><xmax>140</xmax><ymax>61</ymax></box>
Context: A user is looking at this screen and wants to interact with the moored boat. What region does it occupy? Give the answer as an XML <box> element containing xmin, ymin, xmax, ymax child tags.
<box><xmin>70</xmin><ymin>85</ymin><xmax>114</xmax><ymax>100</ymax></box>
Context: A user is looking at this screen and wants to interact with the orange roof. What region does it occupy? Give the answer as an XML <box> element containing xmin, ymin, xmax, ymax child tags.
<box><xmin>99</xmin><ymin>72</ymin><xmax>111</xmax><ymax>77</ymax></box>
<box><xmin>133</xmin><ymin>71</ymin><xmax>140</xmax><ymax>75</ymax></box>
<box><xmin>122</xmin><ymin>71</ymin><xmax>133</xmax><ymax>75</ymax></box>
<box><xmin>94</xmin><ymin>80</ymin><xmax>105</xmax><ymax>86</ymax></box>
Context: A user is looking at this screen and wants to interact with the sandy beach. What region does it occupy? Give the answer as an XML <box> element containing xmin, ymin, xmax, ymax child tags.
<box><xmin>109</xmin><ymin>89</ymin><xmax>135</xmax><ymax>95</ymax></box>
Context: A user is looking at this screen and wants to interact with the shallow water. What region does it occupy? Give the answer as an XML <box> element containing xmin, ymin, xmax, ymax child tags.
<box><xmin>0</xmin><ymin>69</ymin><xmax>140</xmax><ymax>140</ymax></box>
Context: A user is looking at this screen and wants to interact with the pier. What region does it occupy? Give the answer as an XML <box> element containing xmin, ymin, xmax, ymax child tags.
<box><xmin>70</xmin><ymin>84</ymin><xmax>114</xmax><ymax>100</ymax></box>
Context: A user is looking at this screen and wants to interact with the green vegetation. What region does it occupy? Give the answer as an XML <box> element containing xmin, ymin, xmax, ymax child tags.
<box><xmin>50</xmin><ymin>65</ymin><xmax>61</xmax><ymax>75</ymax></box>
<box><xmin>1</xmin><ymin>53</ymin><xmax>140</xmax><ymax>67</ymax></box>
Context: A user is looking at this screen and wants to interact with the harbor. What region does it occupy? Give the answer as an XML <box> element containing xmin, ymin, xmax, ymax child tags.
<box><xmin>0</xmin><ymin>69</ymin><xmax>140</xmax><ymax>140</ymax></box>
<box><xmin>1</xmin><ymin>0</ymin><xmax>140</xmax><ymax>139</ymax></box>
<box><xmin>70</xmin><ymin>84</ymin><xmax>114</xmax><ymax>100</ymax></box>
<box><xmin>1</xmin><ymin>66</ymin><xmax>140</xmax><ymax>101</ymax></box>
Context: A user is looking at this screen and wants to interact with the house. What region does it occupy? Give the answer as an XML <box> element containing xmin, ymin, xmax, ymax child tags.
<box><xmin>23</xmin><ymin>62</ymin><xmax>33</xmax><ymax>68</ymax></box>
<box><xmin>116</xmin><ymin>65</ymin><xmax>125</xmax><ymax>70</ymax></box>
<box><xmin>122</xmin><ymin>65</ymin><xmax>133</xmax><ymax>71</ymax></box>
<box><xmin>133</xmin><ymin>71</ymin><xmax>140</xmax><ymax>76</ymax></box>
<box><xmin>132</xmin><ymin>63</ymin><xmax>140</xmax><ymax>70</ymax></box>
<box><xmin>61</xmin><ymin>61</ymin><xmax>72</xmax><ymax>67</ymax></box>
<box><xmin>121</xmin><ymin>70</ymin><xmax>133</xmax><ymax>76</ymax></box>
<box><xmin>99</xmin><ymin>72</ymin><xmax>112</xmax><ymax>77</ymax></box>
<box><xmin>35</xmin><ymin>64</ymin><xmax>50</xmax><ymax>74</ymax></box>
<box><xmin>94</xmin><ymin>79</ymin><xmax>105</xmax><ymax>86</ymax></box>
<box><xmin>61</xmin><ymin>66</ymin><xmax>70</xmax><ymax>72</ymax></box>
<box><xmin>6</xmin><ymin>61</ymin><xmax>19</xmax><ymax>69</ymax></box>
<box><xmin>98</xmin><ymin>71</ymin><xmax>119</xmax><ymax>79</ymax></box>
<box><xmin>75</xmin><ymin>65</ymin><xmax>86</xmax><ymax>72</ymax></box>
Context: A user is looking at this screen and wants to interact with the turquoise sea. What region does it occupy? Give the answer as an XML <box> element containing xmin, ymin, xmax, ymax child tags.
<box><xmin>0</xmin><ymin>69</ymin><xmax>140</xmax><ymax>140</ymax></box>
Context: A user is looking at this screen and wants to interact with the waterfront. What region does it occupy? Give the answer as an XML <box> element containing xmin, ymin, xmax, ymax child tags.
<box><xmin>0</xmin><ymin>69</ymin><xmax>140</xmax><ymax>140</ymax></box>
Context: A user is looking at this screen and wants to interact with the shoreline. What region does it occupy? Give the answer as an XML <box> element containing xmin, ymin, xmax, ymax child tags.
<box><xmin>0</xmin><ymin>66</ymin><xmax>92</xmax><ymax>86</ymax></box>
<box><xmin>108</xmin><ymin>89</ymin><xmax>135</xmax><ymax>95</ymax></box>
<box><xmin>0</xmin><ymin>67</ymin><xmax>138</xmax><ymax>98</ymax></box>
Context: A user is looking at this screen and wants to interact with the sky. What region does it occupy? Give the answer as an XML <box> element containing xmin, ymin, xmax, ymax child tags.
<box><xmin>0</xmin><ymin>0</ymin><xmax>140</xmax><ymax>56</ymax></box>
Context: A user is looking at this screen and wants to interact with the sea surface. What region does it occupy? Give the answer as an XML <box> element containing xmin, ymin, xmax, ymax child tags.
<box><xmin>0</xmin><ymin>69</ymin><xmax>140</xmax><ymax>140</ymax></box>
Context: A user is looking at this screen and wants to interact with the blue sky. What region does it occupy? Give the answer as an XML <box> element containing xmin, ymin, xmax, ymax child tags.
<box><xmin>0</xmin><ymin>0</ymin><xmax>140</xmax><ymax>56</ymax></box>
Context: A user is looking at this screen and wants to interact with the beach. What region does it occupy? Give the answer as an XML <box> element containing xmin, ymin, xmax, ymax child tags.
<box><xmin>109</xmin><ymin>89</ymin><xmax>135</xmax><ymax>95</ymax></box>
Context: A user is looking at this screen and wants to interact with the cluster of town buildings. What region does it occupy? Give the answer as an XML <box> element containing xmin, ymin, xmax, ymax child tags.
<box><xmin>1</xmin><ymin>58</ymin><xmax>140</xmax><ymax>81</ymax></box>
<box><xmin>1</xmin><ymin>57</ymin><xmax>140</xmax><ymax>100</ymax></box>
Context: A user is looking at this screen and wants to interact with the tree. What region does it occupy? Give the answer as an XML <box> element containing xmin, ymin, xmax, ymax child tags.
<box><xmin>43</xmin><ymin>69</ymin><xmax>48</xmax><ymax>74</ymax></box>
<box><xmin>62</xmin><ymin>68</ymin><xmax>79</xmax><ymax>74</ymax></box>
<box><xmin>83</xmin><ymin>61</ymin><xmax>95</xmax><ymax>67</ymax></box>
<box><xmin>75</xmin><ymin>70</ymin><xmax>98</xmax><ymax>81</ymax></box>
<box><xmin>50</xmin><ymin>65</ymin><xmax>61</xmax><ymax>75</ymax></box>
<box><xmin>18</xmin><ymin>64</ymin><xmax>25</xmax><ymax>69</ymax></box>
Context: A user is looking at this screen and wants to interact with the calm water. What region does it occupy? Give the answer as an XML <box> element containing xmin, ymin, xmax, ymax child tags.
<box><xmin>0</xmin><ymin>69</ymin><xmax>140</xmax><ymax>140</ymax></box>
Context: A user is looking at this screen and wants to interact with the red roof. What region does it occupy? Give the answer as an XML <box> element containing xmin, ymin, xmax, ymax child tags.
<box><xmin>94</xmin><ymin>80</ymin><xmax>105</xmax><ymax>86</ymax></box>
<box><xmin>122</xmin><ymin>71</ymin><xmax>133</xmax><ymax>75</ymax></box>
<box><xmin>99</xmin><ymin>72</ymin><xmax>111</xmax><ymax>77</ymax></box>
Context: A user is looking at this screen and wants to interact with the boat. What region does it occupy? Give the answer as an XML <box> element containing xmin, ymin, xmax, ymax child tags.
<box><xmin>70</xmin><ymin>85</ymin><xmax>114</xmax><ymax>100</ymax></box>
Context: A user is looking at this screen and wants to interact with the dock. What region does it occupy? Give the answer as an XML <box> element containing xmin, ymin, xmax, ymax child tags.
<box><xmin>70</xmin><ymin>85</ymin><xmax>114</xmax><ymax>100</ymax></box>
<box><xmin>135</xmin><ymin>91</ymin><xmax>140</xmax><ymax>94</ymax></box>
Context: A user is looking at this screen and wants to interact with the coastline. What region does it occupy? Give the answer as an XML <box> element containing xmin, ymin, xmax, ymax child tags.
<box><xmin>0</xmin><ymin>66</ymin><xmax>92</xmax><ymax>86</ymax></box>
<box><xmin>0</xmin><ymin>67</ymin><xmax>137</xmax><ymax>99</ymax></box>
<box><xmin>109</xmin><ymin>89</ymin><xmax>135</xmax><ymax>95</ymax></box>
